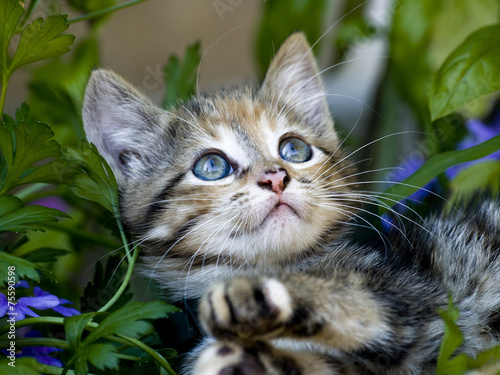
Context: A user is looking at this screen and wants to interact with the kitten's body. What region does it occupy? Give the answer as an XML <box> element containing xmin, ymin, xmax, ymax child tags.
<box><xmin>83</xmin><ymin>33</ymin><xmax>500</xmax><ymax>374</ymax></box>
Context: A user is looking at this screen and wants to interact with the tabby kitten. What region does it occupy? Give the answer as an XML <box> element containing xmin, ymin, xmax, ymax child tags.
<box><xmin>83</xmin><ymin>33</ymin><xmax>500</xmax><ymax>374</ymax></box>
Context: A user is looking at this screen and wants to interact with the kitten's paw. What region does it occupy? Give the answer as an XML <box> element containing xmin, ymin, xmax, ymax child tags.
<box><xmin>199</xmin><ymin>278</ymin><xmax>293</xmax><ymax>340</ymax></box>
<box><xmin>193</xmin><ymin>342</ymin><xmax>265</xmax><ymax>375</ymax></box>
<box><xmin>193</xmin><ymin>341</ymin><xmax>306</xmax><ymax>375</ymax></box>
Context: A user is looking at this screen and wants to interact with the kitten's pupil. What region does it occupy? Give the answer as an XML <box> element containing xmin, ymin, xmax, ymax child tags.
<box><xmin>279</xmin><ymin>138</ymin><xmax>311</xmax><ymax>163</ymax></box>
<box><xmin>193</xmin><ymin>153</ymin><xmax>233</xmax><ymax>181</ymax></box>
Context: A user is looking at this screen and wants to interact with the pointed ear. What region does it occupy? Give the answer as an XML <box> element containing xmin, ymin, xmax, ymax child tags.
<box><xmin>82</xmin><ymin>69</ymin><xmax>165</xmax><ymax>184</ymax></box>
<box><xmin>260</xmin><ymin>33</ymin><xmax>335</xmax><ymax>140</ymax></box>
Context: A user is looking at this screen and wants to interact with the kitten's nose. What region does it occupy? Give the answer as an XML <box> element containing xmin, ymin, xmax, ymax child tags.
<box><xmin>257</xmin><ymin>169</ymin><xmax>290</xmax><ymax>194</ymax></box>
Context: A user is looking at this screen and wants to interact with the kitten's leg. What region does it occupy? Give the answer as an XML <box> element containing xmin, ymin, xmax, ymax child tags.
<box><xmin>192</xmin><ymin>340</ymin><xmax>341</xmax><ymax>375</ymax></box>
<box><xmin>199</xmin><ymin>275</ymin><xmax>442</xmax><ymax>369</ymax></box>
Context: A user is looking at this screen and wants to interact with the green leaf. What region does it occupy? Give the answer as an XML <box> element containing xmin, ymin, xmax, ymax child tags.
<box><xmin>65</xmin><ymin>301</ymin><xmax>177</xmax><ymax>374</ymax></box>
<box><xmin>255</xmin><ymin>0</ymin><xmax>330</xmax><ymax>76</ymax></box>
<box><xmin>64</xmin><ymin>142</ymin><xmax>119</xmax><ymax>215</ymax></box>
<box><xmin>0</xmin><ymin>195</ymin><xmax>68</xmax><ymax>233</ymax></box>
<box><xmin>85</xmin><ymin>301</ymin><xmax>178</xmax><ymax>343</ymax></box>
<box><xmin>18</xmin><ymin>158</ymin><xmax>80</xmax><ymax>186</ymax></box>
<box><xmin>470</xmin><ymin>344</ymin><xmax>500</xmax><ymax>369</ymax></box>
<box><xmin>22</xmin><ymin>248</ymin><xmax>69</xmax><ymax>263</ymax></box>
<box><xmin>430</xmin><ymin>24</ymin><xmax>500</xmax><ymax>121</ymax></box>
<box><xmin>163</xmin><ymin>41</ymin><xmax>201</xmax><ymax>108</ymax></box>
<box><xmin>28</xmin><ymin>37</ymin><xmax>100</xmax><ymax>146</ymax></box>
<box><xmin>0</xmin><ymin>357</ymin><xmax>42</xmax><ymax>375</ymax></box>
<box><xmin>380</xmin><ymin>135</ymin><xmax>500</xmax><ymax>213</ymax></box>
<box><xmin>84</xmin><ymin>343</ymin><xmax>120</xmax><ymax>371</ymax></box>
<box><xmin>8</xmin><ymin>14</ymin><xmax>75</xmax><ymax>73</ymax></box>
<box><xmin>0</xmin><ymin>0</ymin><xmax>24</xmax><ymax>75</ymax></box>
<box><xmin>64</xmin><ymin>313</ymin><xmax>97</xmax><ymax>350</ymax></box>
<box><xmin>0</xmin><ymin>119</ymin><xmax>65</xmax><ymax>194</ymax></box>
<box><xmin>0</xmin><ymin>251</ymin><xmax>53</xmax><ymax>287</ymax></box>
<box><xmin>435</xmin><ymin>297</ymin><xmax>500</xmax><ymax>373</ymax></box>
<box><xmin>436</xmin><ymin>296</ymin><xmax>463</xmax><ymax>374</ymax></box>
<box><xmin>449</xmin><ymin>161</ymin><xmax>500</xmax><ymax>203</ymax></box>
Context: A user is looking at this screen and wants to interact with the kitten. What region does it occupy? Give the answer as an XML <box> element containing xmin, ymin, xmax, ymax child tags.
<box><xmin>82</xmin><ymin>33</ymin><xmax>500</xmax><ymax>374</ymax></box>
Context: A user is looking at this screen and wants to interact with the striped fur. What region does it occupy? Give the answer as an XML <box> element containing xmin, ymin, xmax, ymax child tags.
<box><xmin>83</xmin><ymin>33</ymin><xmax>500</xmax><ymax>374</ymax></box>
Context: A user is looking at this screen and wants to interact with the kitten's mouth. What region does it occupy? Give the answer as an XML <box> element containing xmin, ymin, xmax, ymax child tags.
<box><xmin>263</xmin><ymin>201</ymin><xmax>299</xmax><ymax>222</ymax></box>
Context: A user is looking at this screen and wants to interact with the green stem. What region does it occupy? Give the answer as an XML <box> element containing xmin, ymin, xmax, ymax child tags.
<box><xmin>115</xmin><ymin>334</ymin><xmax>177</xmax><ymax>375</ymax></box>
<box><xmin>0</xmin><ymin>337</ymin><xmax>69</xmax><ymax>350</ymax></box>
<box><xmin>42</xmin><ymin>222</ymin><xmax>121</xmax><ymax>249</ymax></box>
<box><xmin>15</xmin><ymin>182</ymin><xmax>49</xmax><ymax>200</ymax></box>
<box><xmin>68</xmin><ymin>0</ymin><xmax>149</xmax><ymax>24</ymax></box>
<box><xmin>0</xmin><ymin>316</ymin><xmax>96</xmax><ymax>335</ymax></box>
<box><xmin>5</xmin><ymin>336</ymin><xmax>143</xmax><ymax>368</ymax></box>
<box><xmin>17</xmin><ymin>0</ymin><xmax>42</xmax><ymax>30</ymax></box>
<box><xmin>116</xmin><ymin>215</ymin><xmax>132</xmax><ymax>263</ymax></box>
<box><xmin>98</xmin><ymin>244</ymin><xmax>139</xmax><ymax>312</ymax></box>
<box><xmin>0</xmin><ymin>71</ymin><xmax>9</xmax><ymax>119</ymax></box>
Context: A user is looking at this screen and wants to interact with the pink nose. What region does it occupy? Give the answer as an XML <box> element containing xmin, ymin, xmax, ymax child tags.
<box><xmin>257</xmin><ymin>169</ymin><xmax>289</xmax><ymax>194</ymax></box>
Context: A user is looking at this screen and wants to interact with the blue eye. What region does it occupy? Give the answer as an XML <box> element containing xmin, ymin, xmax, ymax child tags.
<box><xmin>279</xmin><ymin>138</ymin><xmax>311</xmax><ymax>163</ymax></box>
<box><xmin>193</xmin><ymin>153</ymin><xmax>233</xmax><ymax>181</ymax></box>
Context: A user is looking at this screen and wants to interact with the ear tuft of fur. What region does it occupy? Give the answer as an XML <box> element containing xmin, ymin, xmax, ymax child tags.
<box><xmin>261</xmin><ymin>33</ymin><xmax>335</xmax><ymax>141</ymax></box>
<box><xmin>82</xmin><ymin>69</ymin><xmax>166</xmax><ymax>184</ymax></box>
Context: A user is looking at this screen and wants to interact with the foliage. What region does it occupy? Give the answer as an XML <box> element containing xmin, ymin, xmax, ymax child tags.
<box><xmin>255</xmin><ymin>0</ymin><xmax>330</xmax><ymax>76</ymax></box>
<box><xmin>436</xmin><ymin>297</ymin><xmax>500</xmax><ymax>374</ymax></box>
<box><xmin>429</xmin><ymin>25</ymin><xmax>500</xmax><ymax>121</ymax></box>
<box><xmin>0</xmin><ymin>0</ymin><xmax>499</xmax><ymax>374</ymax></box>
<box><xmin>163</xmin><ymin>42</ymin><xmax>201</xmax><ymax>109</ymax></box>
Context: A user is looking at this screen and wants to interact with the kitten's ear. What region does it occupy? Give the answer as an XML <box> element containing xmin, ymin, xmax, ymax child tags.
<box><xmin>261</xmin><ymin>33</ymin><xmax>335</xmax><ymax>140</ymax></box>
<box><xmin>82</xmin><ymin>69</ymin><xmax>165</xmax><ymax>184</ymax></box>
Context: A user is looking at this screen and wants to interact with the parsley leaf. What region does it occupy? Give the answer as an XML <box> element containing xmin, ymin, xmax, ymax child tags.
<box><xmin>163</xmin><ymin>41</ymin><xmax>201</xmax><ymax>108</ymax></box>
<box><xmin>8</xmin><ymin>13</ymin><xmax>75</xmax><ymax>74</ymax></box>
<box><xmin>0</xmin><ymin>195</ymin><xmax>68</xmax><ymax>233</ymax></box>
<box><xmin>0</xmin><ymin>117</ymin><xmax>78</xmax><ymax>194</ymax></box>
<box><xmin>0</xmin><ymin>250</ymin><xmax>54</xmax><ymax>286</ymax></box>
<box><xmin>64</xmin><ymin>142</ymin><xmax>119</xmax><ymax>215</ymax></box>
<box><xmin>0</xmin><ymin>0</ymin><xmax>24</xmax><ymax>75</ymax></box>
<box><xmin>64</xmin><ymin>301</ymin><xmax>178</xmax><ymax>374</ymax></box>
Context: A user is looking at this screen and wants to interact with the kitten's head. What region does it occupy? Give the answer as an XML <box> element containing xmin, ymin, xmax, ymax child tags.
<box><xmin>83</xmin><ymin>33</ymin><xmax>357</xmax><ymax>297</ymax></box>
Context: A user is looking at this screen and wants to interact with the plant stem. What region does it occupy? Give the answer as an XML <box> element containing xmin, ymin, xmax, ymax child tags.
<box><xmin>0</xmin><ymin>316</ymin><xmax>98</xmax><ymax>335</ymax></box>
<box><xmin>0</xmin><ymin>71</ymin><xmax>9</xmax><ymax>119</ymax></box>
<box><xmin>16</xmin><ymin>182</ymin><xmax>49</xmax><ymax>200</ymax></box>
<box><xmin>98</xmin><ymin>245</ymin><xmax>139</xmax><ymax>312</ymax></box>
<box><xmin>68</xmin><ymin>0</ymin><xmax>149</xmax><ymax>24</ymax></box>
<box><xmin>115</xmin><ymin>334</ymin><xmax>177</xmax><ymax>375</ymax></box>
<box><xmin>18</xmin><ymin>0</ymin><xmax>42</xmax><ymax>30</ymax></box>
<box><xmin>116</xmin><ymin>215</ymin><xmax>133</xmax><ymax>263</ymax></box>
<box><xmin>0</xmin><ymin>337</ymin><xmax>69</xmax><ymax>350</ymax></box>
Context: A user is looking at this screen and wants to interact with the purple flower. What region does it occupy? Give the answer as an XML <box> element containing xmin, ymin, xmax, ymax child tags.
<box><xmin>447</xmin><ymin>111</ymin><xmax>500</xmax><ymax>179</ymax></box>
<box><xmin>381</xmin><ymin>158</ymin><xmax>440</xmax><ymax>232</ymax></box>
<box><xmin>0</xmin><ymin>284</ymin><xmax>80</xmax><ymax>321</ymax></box>
<box><xmin>33</xmin><ymin>287</ymin><xmax>80</xmax><ymax>317</ymax></box>
<box><xmin>17</xmin><ymin>331</ymin><xmax>63</xmax><ymax>367</ymax></box>
<box><xmin>0</xmin><ymin>290</ymin><xmax>59</xmax><ymax>320</ymax></box>
<box><xmin>29</xmin><ymin>196</ymin><xmax>70</xmax><ymax>214</ymax></box>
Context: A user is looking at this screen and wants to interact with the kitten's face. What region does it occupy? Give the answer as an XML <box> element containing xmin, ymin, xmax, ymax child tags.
<box><xmin>83</xmin><ymin>33</ymin><xmax>357</xmax><ymax>293</ymax></box>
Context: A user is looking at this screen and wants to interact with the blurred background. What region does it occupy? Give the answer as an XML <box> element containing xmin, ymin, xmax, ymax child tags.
<box><xmin>4</xmin><ymin>0</ymin><xmax>400</xmax><ymax>145</ymax></box>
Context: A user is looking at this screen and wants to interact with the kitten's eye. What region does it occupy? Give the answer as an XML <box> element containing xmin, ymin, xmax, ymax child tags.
<box><xmin>193</xmin><ymin>154</ymin><xmax>233</xmax><ymax>181</ymax></box>
<box><xmin>279</xmin><ymin>138</ymin><xmax>311</xmax><ymax>163</ymax></box>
